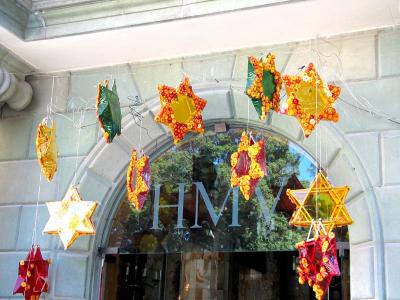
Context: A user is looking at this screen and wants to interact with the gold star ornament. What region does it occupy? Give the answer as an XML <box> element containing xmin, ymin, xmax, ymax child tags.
<box><xmin>36</xmin><ymin>117</ymin><xmax>58</xmax><ymax>181</ymax></box>
<box><xmin>286</xmin><ymin>172</ymin><xmax>353</xmax><ymax>233</ymax></box>
<box><xmin>43</xmin><ymin>186</ymin><xmax>98</xmax><ymax>249</ymax></box>
<box><xmin>231</xmin><ymin>131</ymin><xmax>266</xmax><ymax>200</ymax></box>
<box><xmin>155</xmin><ymin>76</ymin><xmax>207</xmax><ymax>144</ymax></box>
<box><xmin>282</xmin><ymin>63</ymin><xmax>341</xmax><ymax>137</ymax></box>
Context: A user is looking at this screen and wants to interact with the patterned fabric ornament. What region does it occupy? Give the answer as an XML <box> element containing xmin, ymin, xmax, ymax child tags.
<box><xmin>43</xmin><ymin>186</ymin><xmax>98</xmax><ymax>249</ymax></box>
<box><xmin>126</xmin><ymin>149</ymin><xmax>151</xmax><ymax>210</ymax></box>
<box><xmin>287</xmin><ymin>172</ymin><xmax>353</xmax><ymax>233</ymax></box>
<box><xmin>296</xmin><ymin>232</ymin><xmax>341</xmax><ymax>300</ymax></box>
<box><xmin>96</xmin><ymin>80</ymin><xmax>122</xmax><ymax>143</ymax></box>
<box><xmin>13</xmin><ymin>245</ymin><xmax>50</xmax><ymax>300</ymax></box>
<box><xmin>36</xmin><ymin>117</ymin><xmax>57</xmax><ymax>181</ymax></box>
<box><xmin>282</xmin><ymin>63</ymin><xmax>341</xmax><ymax>137</ymax></box>
<box><xmin>231</xmin><ymin>131</ymin><xmax>266</xmax><ymax>200</ymax></box>
<box><xmin>245</xmin><ymin>53</ymin><xmax>282</xmax><ymax>120</ymax></box>
<box><xmin>155</xmin><ymin>76</ymin><xmax>207</xmax><ymax>144</ymax></box>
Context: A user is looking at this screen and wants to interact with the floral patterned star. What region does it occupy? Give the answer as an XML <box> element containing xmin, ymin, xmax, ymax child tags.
<box><xmin>36</xmin><ymin>117</ymin><xmax>58</xmax><ymax>181</ymax></box>
<box><xmin>296</xmin><ymin>233</ymin><xmax>341</xmax><ymax>300</ymax></box>
<box><xmin>245</xmin><ymin>52</ymin><xmax>282</xmax><ymax>120</ymax></box>
<box><xmin>96</xmin><ymin>80</ymin><xmax>122</xmax><ymax>143</ymax></box>
<box><xmin>43</xmin><ymin>186</ymin><xmax>98</xmax><ymax>249</ymax></box>
<box><xmin>126</xmin><ymin>149</ymin><xmax>151</xmax><ymax>210</ymax></box>
<box><xmin>287</xmin><ymin>172</ymin><xmax>353</xmax><ymax>233</ymax></box>
<box><xmin>155</xmin><ymin>76</ymin><xmax>207</xmax><ymax>144</ymax></box>
<box><xmin>282</xmin><ymin>63</ymin><xmax>341</xmax><ymax>137</ymax></box>
<box><xmin>231</xmin><ymin>131</ymin><xmax>266</xmax><ymax>200</ymax></box>
<box><xmin>13</xmin><ymin>246</ymin><xmax>50</xmax><ymax>300</ymax></box>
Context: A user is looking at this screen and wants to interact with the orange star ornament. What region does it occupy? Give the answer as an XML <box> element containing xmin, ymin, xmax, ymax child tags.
<box><xmin>231</xmin><ymin>131</ymin><xmax>266</xmax><ymax>200</ymax></box>
<box><xmin>126</xmin><ymin>149</ymin><xmax>151</xmax><ymax>210</ymax></box>
<box><xmin>282</xmin><ymin>63</ymin><xmax>341</xmax><ymax>137</ymax></box>
<box><xmin>155</xmin><ymin>76</ymin><xmax>207</xmax><ymax>144</ymax></box>
<box><xmin>286</xmin><ymin>172</ymin><xmax>353</xmax><ymax>233</ymax></box>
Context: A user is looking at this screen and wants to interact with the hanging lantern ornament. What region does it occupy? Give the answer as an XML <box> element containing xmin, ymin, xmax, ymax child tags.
<box><xmin>36</xmin><ymin>117</ymin><xmax>58</xmax><ymax>181</ymax></box>
<box><xmin>282</xmin><ymin>63</ymin><xmax>341</xmax><ymax>137</ymax></box>
<box><xmin>231</xmin><ymin>131</ymin><xmax>266</xmax><ymax>200</ymax></box>
<box><xmin>43</xmin><ymin>186</ymin><xmax>98</xmax><ymax>249</ymax></box>
<box><xmin>245</xmin><ymin>52</ymin><xmax>282</xmax><ymax>120</ymax></box>
<box><xmin>13</xmin><ymin>245</ymin><xmax>50</xmax><ymax>300</ymax></box>
<box><xmin>96</xmin><ymin>80</ymin><xmax>122</xmax><ymax>143</ymax></box>
<box><xmin>126</xmin><ymin>149</ymin><xmax>151</xmax><ymax>210</ymax></box>
<box><xmin>287</xmin><ymin>172</ymin><xmax>353</xmax><ymax>233</ymax></box>
<box><xmin>295</xmin><ymin>232</ymin><xmax>341</xmax><ymax>300</ymax></box>
<box><xmin>155</xmin><ymin>76</ymin><xmax>207</xmax><ymax>144</ymax></box>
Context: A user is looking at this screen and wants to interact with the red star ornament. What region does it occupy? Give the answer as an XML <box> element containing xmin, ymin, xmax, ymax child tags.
<box><xmin>13</xmin><ymin>245</ymin><xmax>50</xmax><ymax>300</ymax></box>
<box><xmin>230</xmin><ymin>131</ymin><xmax>266</xmax><ymax>200</ymax></box>
<box><xmin>155</xmin><ymin>76</ymin><xmax>207</xmax><ymax>144</ymax></box>
<box><xmin>296</xmin><ymin>233</ymin><xmax>341</xmax><ymax>300</ymax></box>
<box><xmin>282</xmin><ymin>63</ymin><xmax>341</xmax><ymax>137</ymax></box>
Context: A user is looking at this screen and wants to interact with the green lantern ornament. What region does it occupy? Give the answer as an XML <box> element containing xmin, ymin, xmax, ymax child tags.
<box><xmin>96</xmin><ymin>80</ymin><xmax>122</xmax><ymax>143</ymax></box>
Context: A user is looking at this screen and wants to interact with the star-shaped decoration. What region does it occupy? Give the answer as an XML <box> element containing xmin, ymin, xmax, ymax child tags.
<box><xmin>36</xmin><ymin>117</ymin><xmax>58</xmax><ymax>181</ymax></box>
<box><xmin>230</xmin><ymin>131</ymin><xmax>266</xmax><ymax>200</ymax></box>
<box><xmin>43</xmin><ymin>186</ymin><xmax>98</xmax><ymax>249</ymax></box>
<box><xmin>126</xmin><ymin>149</ymin><xmax>151</xmax><ymax>210</ymax></box>
<box><xmin>96</xmin><ymin>80</ymin><xmax>122</xmax><ymax>143</ymax></box>
<box><xmin>245</xmin><ymin>52</ymin><xmax>282</xmax><ymax>120</ymax></box>
<box><xmin>282</xmin><ymin>63</ymin><xmax>341</xmax><ymax>137</ymax></box>
<box><xmin>13</xmin><ymin>245</ymin><xmax>50</xmax><ymax>300</ymax></box>
<box><xmin>296</xmin><ymin>233</ymin><xmax>341</xmax><ymax>300</ymax></box>
<box><xmin>154</xmin><ymin>76</ymin><xmax>207</xmax><ymax>144</ymax></box>
<box><xmin>287</xmin><ymin>172</ymin><xmax>353</xmax><ymax>233</ymax></box>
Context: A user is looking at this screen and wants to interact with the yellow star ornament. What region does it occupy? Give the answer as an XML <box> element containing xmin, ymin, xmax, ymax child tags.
<box><xmin>286</xmin><ymin>172</ymin><xmax>353</xmax><ymax>233</ymax></box>
<box><xmin>231</xmin><ymin>131</ymin><xmax>266</xmax><ymax>200</ymax></box>
<box><xmin>43</xmin><ymin>186</ymin><xmax>98</xmax><ymax>249</ymax></box>
<box><xmin>282</xmin><ymin>63</ymin><xmax>341</xmax><ymax>137</ymax></box>
<box><xmin>154</xmin><ymin>76</ymin><xmax>207</xmax><ymax>144</ymax></box>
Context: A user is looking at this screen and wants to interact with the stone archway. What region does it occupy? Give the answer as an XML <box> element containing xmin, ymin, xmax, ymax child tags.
<box><xmin>70</xmin><ymin>85</ymin><xmax>384</xmax><ymax>300</ymax></box>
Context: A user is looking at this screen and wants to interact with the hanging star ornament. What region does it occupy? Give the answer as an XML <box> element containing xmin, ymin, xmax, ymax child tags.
<box><xmin>43</xmin><ymin>186</ymin><xmax>98</xmax><ymax>249</ymax></box>
<box><xmin>230</xmin><ymin>131</ymin><xmax>266</xmax><ymax>200</ymax></box>
<box><xmin>155</xmin><ymin>76</ymin><xmax>207</xmax><ymax>144</ymax></box>
<box><xmin>282</xmin><ymin>63</ymin><xmax>341</xmax><ymax>137</ymax></box>
<box><xmin>126</xmin><ymin>149</ymin><xmax>151</xmax><ymax>210</ymax></box>
<box><xmin>245</xmin><ymin>52</ymin><xmax>282</xmax><ymax>120</ymax></box>
<box><xmin>295</xmin><ymin>232</ymin><xmax>341</xmax><ymax>300</ymax></box>
<box><xmin>36</xmin><ymin>117</ymin><xmax>58</xmax><ymax>181</ymax></box>
<box><xmin>96</xmin><ymin>80</ymin><xmax>122</xmax><ymax>143</ymax></box>
<box><xmin>287</xmin><ymin>172</ymin><xmax>353</xmax><ymax>233</ymax></box>
<box><xmin>13</xmin><ymin>245</ymin><xmax>50</xmax><ymax>300</ymax></box>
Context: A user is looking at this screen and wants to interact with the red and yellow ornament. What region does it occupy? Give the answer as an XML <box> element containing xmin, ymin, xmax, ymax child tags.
<box><xmin>245</xmin><ymin>52</ymin><xmax>282</xmax><ymax>120</ymax></box>
<box><xmin>230</xmin><ymin>131</ymin><xmax>266</xmax><ymax>200</ymax></box>
<box><xmin>126</xmin><ymin>149</ymin><xmax>151</xmax><ymax>210</ymax></box>
<box><xmin>282</xmin><ymin>63</ymin><xmax>341</xmax><ymax>137</ymax></box>
<box><xmin>155</xmin><ymin>76</ymin><xmax>207</xmax><ymax>144</ymax></box>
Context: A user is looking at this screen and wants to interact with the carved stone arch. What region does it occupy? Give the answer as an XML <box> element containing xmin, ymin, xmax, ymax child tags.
<box><xmin>69</xmin><ymin>85</ymin><xmax>383</xmax><ymax>299</ymax></box>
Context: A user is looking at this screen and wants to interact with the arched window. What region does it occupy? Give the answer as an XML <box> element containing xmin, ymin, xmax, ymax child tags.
<box><xmin>102</xmin><ymin>124</ymin><xmax>350</xmax><ymax>299</ymax></box>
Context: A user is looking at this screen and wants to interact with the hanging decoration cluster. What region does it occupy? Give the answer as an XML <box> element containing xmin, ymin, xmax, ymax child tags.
<box><xmin>26</xmin><ymin>48</ymin><xmax>353</xmax><ymax>300</ymax></box>
<box><xmin>13</xmin><ymin>246</ymin><xmax>50</xmax><ymax>300</ymax></box>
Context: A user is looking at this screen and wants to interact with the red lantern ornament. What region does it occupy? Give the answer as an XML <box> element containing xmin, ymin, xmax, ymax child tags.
<box><xmin>126</xmin><ymin>149</ymin><xmax>151</xmax><ymax>210</ymax></box>
<box><xmin>155</xmin><ymin>76</ymin><xmax>207</xmax><ymax>144</ymax></box>
<box><xmin>13</xmin><ymin>245</ymin><xmax>50</xmax><ymax>300</ymax></box>
<box><xmin>295</xmin><ymin>232</ymin><xmax>341</xmax><ymax>300</ymax></box>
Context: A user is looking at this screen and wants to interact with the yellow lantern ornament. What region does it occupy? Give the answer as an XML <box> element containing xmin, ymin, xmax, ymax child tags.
<box><xmin>282</xmin><ymin>63</ymin><xmax>341</xmax><ymax>137</ymax></box>
<box><xmin>36</xmin><ymin>117</ymin><xmax>58</xmax><ymax>181</ymax></box>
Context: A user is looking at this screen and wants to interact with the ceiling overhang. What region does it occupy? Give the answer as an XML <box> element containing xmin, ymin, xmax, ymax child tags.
<box><xmin>0</xmin><ymin>0</ymin><xmax>398</xmax><ymax>73</ymax></box>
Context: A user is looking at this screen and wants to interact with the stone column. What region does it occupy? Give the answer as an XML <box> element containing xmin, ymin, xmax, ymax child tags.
<box><xmin>0</xmin><ymin>67</ymin><xmax>32</xmax><ymax>111</ymax></box>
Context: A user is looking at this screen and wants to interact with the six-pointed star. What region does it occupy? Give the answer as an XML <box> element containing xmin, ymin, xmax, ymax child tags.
<box><xmin>155</xmin><ymin>76</ymin><xmax>207</xmax><ymax>144</ymax></box>
<box><xmin>286</xmin><ymin>172</ymin><xmax>353</xmax><ymax>233</ymax></box>
<box><xmin>43</xmin><ymin>186</ymin><xmax>97</xmax><ymax>249</ymax></box>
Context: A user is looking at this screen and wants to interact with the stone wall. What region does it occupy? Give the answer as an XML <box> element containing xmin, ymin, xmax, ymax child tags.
<box><xmin>0</xmin><ymin>27</ymin><xmax>399</xmax><ymax>299</ymax></box>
